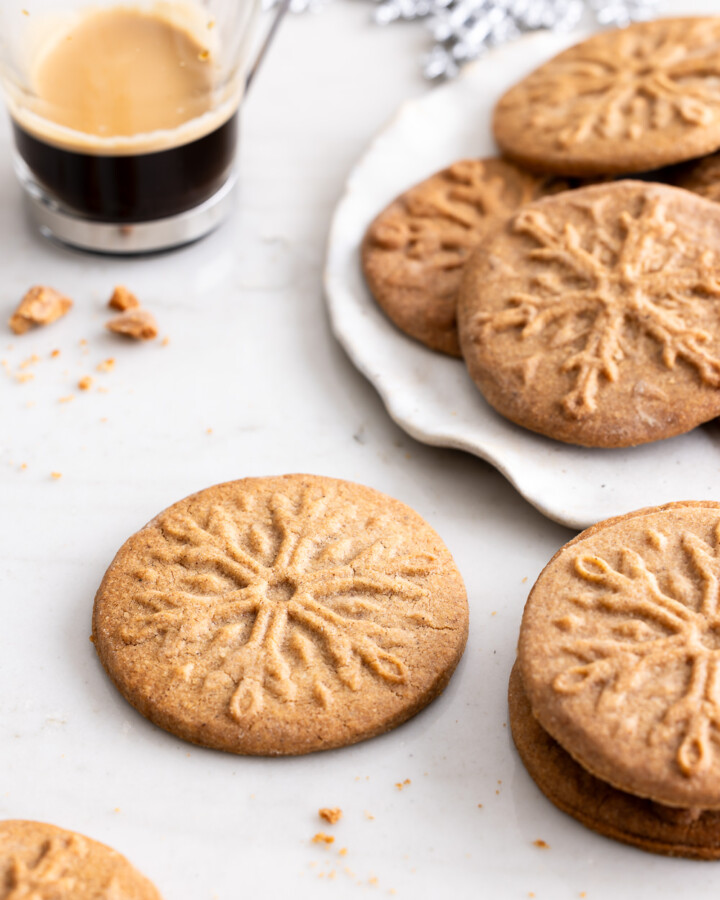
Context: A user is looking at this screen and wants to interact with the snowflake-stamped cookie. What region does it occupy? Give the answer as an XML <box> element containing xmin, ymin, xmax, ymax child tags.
<box><xmin>458</xmin><ymin>181</ymin><xmax>720</xmax><ymax>447</ymax></box>
<box><xmin>512</xmin><ymin>501</ymin><xmax>720</xmax><ymax>858</ymax></box>
<box><xmin>0</xmin><ymin>819</ymin><xmax>162</xmax><ymax>899</ymax></box>
<box><xmin>493</xmin><ymin>18</ymin><xmax>720</xmax><ymax>176</ymax></box>
<box><xmin>361</xmin><ymin>158</ymin><xmax>569</xmax><ymax>357</ymax></box>
<box><xmin>92</xmin><ymin>475</ymin><xmax>468</xmax><ymax>755</ymax></box>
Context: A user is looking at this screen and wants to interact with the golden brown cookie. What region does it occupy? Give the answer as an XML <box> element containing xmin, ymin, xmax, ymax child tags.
<box><xmin>517</xmin><ymin>501</ymin><xmax>720</xmax><ymax>816</ymax></box>
<box><xmin>93</xmin><ymin>474</ymin><xmax>468</xmax><ymax>756</ymax></box>
<box><xmin>361</xmin><ymin>158</ymin><xmax>570</xmax><ymax>356</ymax></box>
<box><xmin>494</xmin><ymin>18</ymin><xmax>720</xmax><ymax>177</ymax></box>
<box><xmin>509</xmin><ymin>663</ymin><xmax>720</xmax><ymax>859</ymax></box>
<box><xmin>458</xmin><ymin>180</ymin><xmax>720</xmax><ymax>447</ymax></box>
<box><xmin>0</xmin><ymin>820</ymin><xmax>162</xmax><ymax>899</ymax></box>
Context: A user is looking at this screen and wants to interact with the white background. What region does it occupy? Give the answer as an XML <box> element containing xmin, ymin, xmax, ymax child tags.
<box><xmin>2</xmin><ymin>3</ymin><xmax>718</xmax><ymax>898</ymax></box>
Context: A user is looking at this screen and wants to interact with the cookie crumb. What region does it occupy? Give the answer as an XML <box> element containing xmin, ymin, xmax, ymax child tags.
<box><xmin>9</xmin><ymin>286</ymin><xmax>73</xmax><ymax>334</ymax></box>
<box><xmin>395</xmin><ymin>779</ymin><xmax>411</xmax><ymax>791</ymax></box>
<box><xmin>15</xmin><ymin>372</ymin><xmax>34</xmax><ymax>384</ymax></box>
<box><xmin>338</xmin><ymin>848</ymin><xmax>347</xmax><ymax>857</ymax></box>
<box><xmin>161</xmin><ymin>336</ymin><xmax>170</xmax><ymax>347</ymax></box>
<box><xmin>108</xmin><ymin>285</ymin><xmax>140</xmax><ymax>311</ymax></box>
<box><xmin>312</xmin><ymin>833</ymin><xmax>335</xmax><ymax>845</ymax></box>
<box><xmin>59</xmin><ymin>395</ymin><xmax>74</xmax><ymax>403</ymax></box>
<box><xmin>78</xmin><ymin>376</ymin><xmax>93</xmax><ymax>391</ymax></box>
<box><xmin>477</xmin><ymin>803</ymin><xmax>483</xmax><ymax>808</ymax></box>
<box><xmin>51</xmin><ymin>472</ymin><xmax>62</xmax><ymax>480</ymax></box>
<box><xmin>364</xmin><ymin>811</ymin><xmax>375</xmax><ymax>821</ymax></box>
<box><xmin>107</xmin><ymin>309</ymin><xmax>158</xmax><ymax>341</ymax></box>
<box><xmin>319</xmin><ymin>808</ymin><xmax>342</xmax><ymax>825</ymax></box>
<box><xmin>97</xmin><ymin>358</ymin><xmax>115</xmax><ymax>373</ymax></box>
<box><xmin>51</xmin><ymin>349</ymin><xmax>60</xmax><ymax>358</ymax></box>
<box><xmin>533</xmin><ymin>839</ymin><xmax>550</xmax><ymax>849</ymax></box>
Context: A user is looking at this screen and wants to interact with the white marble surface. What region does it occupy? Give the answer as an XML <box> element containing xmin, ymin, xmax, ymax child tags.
<box><xmin>1</xmin><ymin>5</ymin><xmax>716</xmax><ymax>899</ymax></box>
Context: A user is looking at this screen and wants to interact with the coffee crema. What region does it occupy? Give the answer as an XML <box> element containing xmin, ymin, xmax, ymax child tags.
<box><xmin>11</xmin><ymin>5</ymin><xmax>240</xmax><ymax>223</ymax></box>
<box><xmin>33</xmin><ymin>7</ymin><xmax>215</xmax><ymax>138</ymax></box>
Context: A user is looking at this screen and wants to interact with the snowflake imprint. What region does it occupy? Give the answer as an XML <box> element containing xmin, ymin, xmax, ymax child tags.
<box><xmin>477</xmin><ymin>191</ymin><xmax>720</xmax><ymax>418</ymax></box>
<box><xmin>6</xmin><ymin>836</ymin><xmax>86</xmax><ymax>900</ymax></box>
<box><xmin>555</xmin><ymin>520</ymin><xmax>720</xmax><ymax>778</ymax></box>
<box><xmin>122</xmin><ymin>488</ymin><xmax>440</xmax><ymax>722</ymax></box>
<box><xmin>515</xmin><ymin>20</ymin><xmax>720</xmax><ymax>148</ymax></box>
<box><xmin>370</xmin><ymin>160</ymin><xmax>555</xmax><ymax>280</ymax></box>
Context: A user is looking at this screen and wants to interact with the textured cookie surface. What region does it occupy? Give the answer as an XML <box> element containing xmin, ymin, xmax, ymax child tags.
<box><xmin>361</xmin><ymin>158</ymin><xmax>569</xmax><ymax>356</ymax></box>
<box><xmin>494</xmin><ymin>18</ymin><xmax>720</xmax><ymax>176</ymax></box>
<box><xmin>93</xmin><ymin>474</ymin><xmax>468</xmax><ymax>755</ymax></box>
<box><xmin>518</xmin><ymin>501</ymin><xmax>720</xmax><ymax>809</ymax></box>
<box><xmin>458</xmin><ymin>181</ymin><xmax>720</xmax><ymax>447</ymax></box>
<box><xmin>0</xmin><ymin>820</ymin><xmax>161</xmax><ymax>900</ymax></box>
<box><xmin>509</xmin><ymin>664</ymin><xmax>720</xmax><ymax>859</ymax></box>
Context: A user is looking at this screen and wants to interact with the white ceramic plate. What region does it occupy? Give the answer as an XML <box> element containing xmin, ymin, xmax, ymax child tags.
<box><xmin>325</xmin><ymin>10</ymin><xmax>720</xmax><ymax>531</ymax></box>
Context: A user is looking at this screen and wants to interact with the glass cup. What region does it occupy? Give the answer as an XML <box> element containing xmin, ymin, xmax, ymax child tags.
<box><xmin>0</xmin><ymin>0</ymin><xmax>283</xmax><ymax>254</ymax></box>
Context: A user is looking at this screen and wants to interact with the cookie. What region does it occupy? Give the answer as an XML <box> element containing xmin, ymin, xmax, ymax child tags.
<box><xmin>458</xmin><ymin>181</ymin><xmax>720</xmax><ymax>447</ymax></box>
<box><xmin>670</xmin><ymin>151</ymin><xmax>720</xmax><ymax>203</ymax></box>
<box><xmin>516</xmin><ymin>501</ymin><xmax>720</xmax><ymax>829</ymax></box>
<box><xmin>0</xmin><ymin>820</ymin><xmax>162</xmax><ymax>899</ymax></box>
<box><xmin>361</xmin><ymin>158</ymin><xmax>570</xmax><ymax>356</ymax></box>
<box><xmin>93</xmin><ymin>474</ymin><xmax>468</xmax><ymax>756</ymax></box>
<box><xmin>509</xmin><ymin>663</ymin><xmax>720</xmax><ymax>859</ymax></box>
<box><xmin>494</xmin><ymin>18</ymin><xmax>720</xmax><ymax>177</ymax></box>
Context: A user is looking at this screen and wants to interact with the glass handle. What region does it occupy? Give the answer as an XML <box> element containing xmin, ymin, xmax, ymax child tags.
<box><xmin>245</xmin><ymin>0</ymin><xmax>291</xmax><ymax>94</ymax></box>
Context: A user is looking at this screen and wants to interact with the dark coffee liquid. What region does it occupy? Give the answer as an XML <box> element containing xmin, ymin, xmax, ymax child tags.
<box><xmin>13</xmin><ymin>113</ymin><xmax>238</xmax><ymax>223</ymax></box>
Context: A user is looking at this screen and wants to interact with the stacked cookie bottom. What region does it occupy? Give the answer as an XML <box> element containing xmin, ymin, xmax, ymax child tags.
<box><xmin>509</xmin><ymin>666</ymin><xmax>720</xmax><ymax>860</ymax></box>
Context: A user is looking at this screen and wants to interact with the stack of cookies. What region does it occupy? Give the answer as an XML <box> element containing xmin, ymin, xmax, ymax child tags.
<box><xmin>511</xmin><ymin>501</ymin><xmax>720</xmax><ymax>859</ymax></box>
<box><xmin>362</xmin><ymin>17</ymin><xmax>720</xmax><ymax>449</ymax></box>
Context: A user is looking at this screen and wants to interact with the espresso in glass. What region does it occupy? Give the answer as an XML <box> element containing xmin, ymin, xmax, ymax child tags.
<box><xmin>12</xmin><ymin>8</ymin><xmax>238</xmax><ymax>223</ymax></box>
<box><xmin>4</xmin><ymin>2</ymin><xmax>251</xmax><ymax>250</ymax></box>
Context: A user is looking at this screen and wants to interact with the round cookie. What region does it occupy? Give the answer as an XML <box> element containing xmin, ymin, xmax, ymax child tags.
<box><xmin>494</xmin><ymin>18</ymin><xmax>720</xmax><ymax>177</ymax></box>
<box><xmin>509</xmin><ymin>664</ymin><xmax>720</xmax><ymax>859</ymax></box>
<box><xmin>518</xmin><ymin>501</ymin><xmax>720</xmax><ymax>811</ymax></box>
<box><xmin>93</xmin><ymin>474</ymin><xmax>469</xmax><ymax>756</ymax></box>
<box><xmin>0</xmin><ymin>820</ymin><xmax>162</xmax><ymax>899</ymax></box>
<box><xmin>458</xmin><ymin>180</ymin><xmax>720</xmax><ymax>448</ymax></box>
<box><xmin>361</xmin><ymin>158</ymin><xmax>570</xmax><ymax>356</ymax></box>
